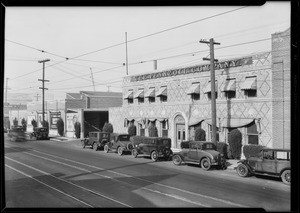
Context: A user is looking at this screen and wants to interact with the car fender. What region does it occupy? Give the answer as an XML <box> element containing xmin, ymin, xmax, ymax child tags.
<box><xmin>279</xmin><ymin>167</ymin><xmax>291</xmax><ymax>175</ymax></box>
<box><xmin>237</xmin><ymin>161</ymin><xmax>253</xmax><ymax>173</ymax></box>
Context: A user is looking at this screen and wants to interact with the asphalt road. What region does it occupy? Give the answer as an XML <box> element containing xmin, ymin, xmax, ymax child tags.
<box><xmin>4</xmin><ymin>135</ymin><xmax>290</xmax><ymax>210</ymax></box>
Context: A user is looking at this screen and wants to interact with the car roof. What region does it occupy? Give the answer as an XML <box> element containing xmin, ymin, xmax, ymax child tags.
<box><xmin>262</xmin><ymin>148</ymin><xmax>290</xmax><ymax>152</ymax></box>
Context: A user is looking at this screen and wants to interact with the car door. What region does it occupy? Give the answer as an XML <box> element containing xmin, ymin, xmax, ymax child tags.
<box><xmin>187</xmin><ymin>143</ymin><xmax>198</xmax><ymax>162</ymax></box>
<box><xmin>257</xmin><ymin>150</ymin><xmax>276</xmax><ymax>174</ymax></box>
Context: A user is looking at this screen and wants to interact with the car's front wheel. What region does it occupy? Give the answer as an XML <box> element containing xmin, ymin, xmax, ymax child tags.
<box><xmin>236</xmin><ymin>164</ymin><xmax>249</xmax><ymax>177</ymax></box>
<box><xmin>92</xmin><ymin>142</ymin><xmax>98</xmax><ymax>151</ymax></box>
<box><xmin>172</xmin><ymin>155</ymin><xmax>182</xmax><ymax>165</ymax></box>
<box><xmin>104</xmin><ymin>145</ymin><xmax>109</xmax><ymax>153</ymax></box>
<box><xmin>117</xmin><ymin>147</ymin><xmax>123</xmax><ymax>156</ymax></box>
<box><xmin>132</xmin><ymin>149</ymin><xmax>138</xmax><ymax>158</ymax></box>
<box><xmin>200</xmin><ymin>158</ymin><xmax>211</xmax><ymax>170</ymax></box>
<box><xmin>151</xmin><ymin>151</ymin><xmax>158</xmax><ymax>162</ymax></box>
<box><xmin>281</xmin><ymin>170</ymin><xmax>290</xmax><ymax>185</ymax></box>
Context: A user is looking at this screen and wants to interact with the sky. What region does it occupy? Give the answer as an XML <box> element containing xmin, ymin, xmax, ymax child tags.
<box><xmin>4</xmin><ymin>2</ymin><xmax>291</xmax><ymax>102</ymax></box>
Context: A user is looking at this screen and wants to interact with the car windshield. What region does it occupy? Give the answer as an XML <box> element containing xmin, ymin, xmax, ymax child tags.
<box><xmin>157</xmin><ymin>139</ymin><xmax>171</xmax><ymax>146</ymax></box>
<box><xmin>119</xmin><ymin>135</ymin><xmax>130</xmax><ymax>141</ymax></box>
<box><xmin>202</xmin><ymin>143</ymin><xmax>215</xmax><ymax>150</ymax></box>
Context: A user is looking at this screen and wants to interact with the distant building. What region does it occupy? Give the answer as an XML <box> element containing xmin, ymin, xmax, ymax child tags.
<box><xmin>65</xmin><ymin>91</ymin><xmax>123</xmax><ymax>137</ymax></box>
<box><xmin>109</xmin><ymin>28</ymin><xmax>290</xmax><ymax>153</ymax></box>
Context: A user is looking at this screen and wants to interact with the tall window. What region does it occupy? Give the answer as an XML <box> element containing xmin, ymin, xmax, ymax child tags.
<box><xmin>162</xmin><ymin>120</ymin><xmax>168</xmax><ymax>137</ymax></box>
<box><xmin>247</xmin><ymin>122</ymin><xmax>259</xmax><ymax>145</ymax></box>
<box><xmin>139</xmin><ymin>123</ymin><xmax>145</xmax><ymax>136</ymax></box>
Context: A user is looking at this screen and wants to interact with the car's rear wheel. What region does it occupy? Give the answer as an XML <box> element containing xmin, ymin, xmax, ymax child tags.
<box><xmin>172</xmin><ymin>155</ymin><xmax>182</xmax><ymax>165</ymax></box>
<box><xmin>151</xmin><ymin>151</ymin><xmax>158</xmax><ymax>162</ymax></box>
<box><xmin>92</xmin><ymin>142</ymin><xmax>98</xmax><ymax>151</ymax></box>
<box><xmin>200</xmin><ymin>158</ymin><xmax>211</xmax><ymax>170</ymax></box>
<box><xmin>117</xmin><ymin>147</ymin><xmax>123</xmax><ymax>156</ymax></box>
<box><xmin>132</xmin><ymin>149</ymin><xmax>138</xmax><ymax>158</ymax></box>
<box><xmin>236</xmin><ymin>164</ymin><xmax>249</xmax><ymax>177</ymax></box>
<box><xmin>81</xmin><ymin>140</ymin><xmax>85</xmax><ymax>148</ymax></box>
<box><xmin>127</xmin><ymin>143</ymin><xmax>133</xmax><ymax>150</ymax></box>
<box><xmin>104</xmin><ymin>145</ymin><xmax>109</xmax><ymax>153</ymax></box>
<box><xmin>281</xmin><ymin>170</ymin><xmax>290</xmax><ymax>185</ymax></box>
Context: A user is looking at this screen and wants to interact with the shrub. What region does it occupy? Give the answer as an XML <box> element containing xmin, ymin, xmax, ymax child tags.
<box><xmin>21</xmin><ymin>118</ymin><xmax>27</xmax><ymax>131</ymax></box>
<box><xmin>216</xmin><ymin>142</ymin><xmax>228</xmax><ymax>158</ymax></box>
<box><xmin>148</xmin><ymin>124</ymin><xmax>158</xmax><ymax>137</ymax></box>
<box><xmin>103</xmin><ymin>122</ymin><xmax>113</xmax><ymax>133</ymax></box>
<box><xmin>13</xmin><ymin>117</ymin><xmax>18</xmax><ymax>126</ymax></box>
<box><xmin>228</xmin><ymin>129</ymin><xmax>242</xmax><ymax>159</ymax></box>
<box><xmin>74</xmin><ymin>122</ymin><xmax>81</xmax><ymax>138</ymax></box>
<box><xmin>194</xmin><ymin>127</ymin><xmax>206</xmax><ymax>141</ymax></box>
<box><xmin>243</xmin><ymin>144</ymin><xmax>266</xmax><ymax>158</ymax></box>
<box><xmin>56</xmin><ymin>118</ymin><xmax>64</xmax><ymax>136</ymax></box>
<box><xmin>31</xmin><ymin>119</ymin><xmax>37</xmax><ymax>128</ymax></box>
<box><xmin>128</xmin><ymin>124</ymin><xmax>137</xmax><ymax>136</ymax></box>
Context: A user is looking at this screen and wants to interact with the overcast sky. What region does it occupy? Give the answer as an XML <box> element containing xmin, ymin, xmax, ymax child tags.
<box><xmin>4</xmin><ymin>2</ymin><xmax>290</xmax><ymax>101</ymax></box>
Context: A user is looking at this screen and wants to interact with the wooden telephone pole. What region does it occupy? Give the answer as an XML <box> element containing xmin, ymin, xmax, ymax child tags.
<box><xmin>38</xmin><ymin>59</ymin><xmax>50</xmax><ymax>123</ymax></box>
<box><xmin>200</xmin><ymin>38</ymin><xmax>220</xmax><ymax>146</ymax></box>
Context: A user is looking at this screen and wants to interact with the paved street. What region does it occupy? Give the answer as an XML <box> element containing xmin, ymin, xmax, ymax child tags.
<box><xmin>4</xmin><ymin>135</ymin><xmax>290</xmax><ymax>210</ymax></box>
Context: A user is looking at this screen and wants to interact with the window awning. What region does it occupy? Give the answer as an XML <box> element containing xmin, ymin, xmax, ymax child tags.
<box><xmin>221</xmin><ymin>79</ymin><xmax>236</xmax><ymax>92</ymax></box>
<box><xmin>124</xmin><ymin>90</ymin><xmax>133</xmax><ymax>99</ymax></box>
<box><xmin>156</xmin><ymin>86</ymin><xmax>167</xmax><ymax>97</ymax></box>
<box><xmin>187</xmin><ymin>83</ymin><xmax>200</xmax><ymax>95</ymax></box>
<box><xmin>205</xmin><ymin>118</ymin><xmax>255</xmax><ymax>128</ymax></box>
<box><xmin>204</xmin><ymin>81</ymin><xmax>218</xmax><ymax>94</ymax></box>
<box><xmin>241</xmin><ymin>77</ymin><xmax>257</xmax><ymax>90</ymax></box>
<box><xmin>188</xmin><ymin>118</ymin><xmax>205</xmax><ymax>126</ymax></box>
<box><xmin>144</xmin><ymin>88</ymin><xmax>155</xmax><ymax>98</ymax></box>
<box><xmin>134</xmin><ymin>89</ymin><xmax>144</xmax><ymax>99</ymax></box>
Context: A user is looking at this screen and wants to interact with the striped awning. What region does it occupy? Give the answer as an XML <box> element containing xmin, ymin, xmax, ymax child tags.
<box><xmin>204</xmin><ymin>81</ymin><xmax>218</xmax><ymax>94</ymax></box>
<box><xmin>205</xmin><ymin>118</ymin><xmax>254</xmax><ymax>128</ymax></box>
<box><xmin>144</xmin><ymin>88</ymin><xmax>155</xmax><ymax>98</ymax></box>
<box><xmin>188</xmin><ymin>118</ymin><xmax>205</xmax><ymax>126</ymax></box>
<box><xmin>187</xmin><ymin>83</ymin><xmax>200</xmax><ymax>95</ymax></box>
<box><xmin>221</xmin><ymin>79</ymin><xmax>236</xmax><ymax>92</ymax></box>
<box><xmin>156</xmin><ymin>86</ymin><xmax>167</xmax><ymax>97</ymax></box>
<box><xmin>134</xmin><ymin>89</ymin><xmax>144</xmax><ymax>99</ymax></box>
<box><xmin>124</xmin><ymin>90</ymin><xmax>133</xmax><ymax>99</ymax></box>
<box><xmin>241</xmin><ymin>77</ymin><xmax>257</xmax><ymax>90</ymax></box>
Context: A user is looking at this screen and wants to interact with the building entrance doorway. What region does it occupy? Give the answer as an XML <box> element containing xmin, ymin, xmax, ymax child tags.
<box><xmin>175</xmin><ymin>114</ymin><xmax>186</xmax><ymax>149</ymax></box>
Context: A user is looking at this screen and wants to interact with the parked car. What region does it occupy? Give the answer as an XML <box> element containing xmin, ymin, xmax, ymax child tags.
<box><xmin>8</xmin><ymin>126</ymin><xmax>26</xmax><ymax>142</ymax></box>
<box><xmin>30</xmin><ymin>127</ymin><xmax>49</xmax><ymax>140</ymax></box>
<box><xmin>104</xmin><ymin>133</ymin><xmax>133</xmax><ymax>155</ymax></box>
<box><xmin>236</xmin><ymin>148</ymin><xmax>290</xmax><ymax>185</ymax></box>
<box><xmin>81</xmin><ymin>131</ymin><xmax>110</xmax><ymax>150</ymax></box>
<box><xmin>172</xmin><ymin>141</ymin><xmax>227</xmax><ymax>170</ymax></box>
<box><xmin>131</xmin><ymin>136</ymin><xmax>173</xmax><ymax>161</ymax></box>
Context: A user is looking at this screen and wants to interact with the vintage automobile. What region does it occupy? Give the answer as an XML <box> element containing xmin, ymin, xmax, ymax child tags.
<box><xmin>236</xmin><ymin>148</ymin><xmax>290</xmax><ymax>185</ymax></box>
<box><xmin>104</xmin><ymin>133</ymin><xmax>134</xmax><ymax>155</ymax></box>
<box><xmin>30</xmin><ymin>127</ymin><xmax>49</xmax><ymax>140</ymax></box>
<box><xmin>131</xmin><ymin>136</ymin><xmax>173</xmax><ymax>161</ymax></box>
<box><xmin>172</xmin><ymin>141</ymin><xmax>227</xmax><ymax>170</ymax></box>
<box><xmin>81</xmin><ymin>131</ymin><xmax>110</xmax><ymax>151</ymax></box>
<box><xmin>9</xmin><ymin>126</ymin><xmax>26</xmax><ymax>142</ymax></box>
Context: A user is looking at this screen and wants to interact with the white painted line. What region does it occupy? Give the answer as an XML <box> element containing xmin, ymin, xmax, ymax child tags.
<box><xmin>5</xmin><ymin>164</ymin><xmax>93</xmax><ymax>207</ymax></box>
<box><xmin>5</xmin><ymin>156</ymin><xmax>132</xmax><ymax>208</ymax></box>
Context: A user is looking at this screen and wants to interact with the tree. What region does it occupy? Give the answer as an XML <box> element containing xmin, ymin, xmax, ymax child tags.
<box><xmin>148</xmin><ymin>123</ymin><xmax>158</xmax><ymax>137</ymax></box>
<box><xmin>31</xmin><ymin>119</ymin><xmax>37</xmax><ymax>128</ymax></box>
<box><xmin>194</xmin><ymin>126</ymin><xmax>206</xmax><ymax>141</ymax></box>
<box><xmin>56</xmin><ymin>118</ymin><xmax>64</xmax><ymax>136</ymax></box>
<box><xmin>228</xmin><ymin>129</ymin><xmax>243</xmax><ymax>159</ymax></box>
<box><xmin>21</xmin><ymin>118</ymin><xmax>27</xmax><ymax>131</ymax></box>
<box><xmin>103</xmin><ymin>122</ymin><xmax>113</xmax><ymax>133</ymax></box>
<box><xmin>74</xmin><ymin>122</ymin><xmax>81</xmax><ymax>138</ymax></box>
<box><xmin>13</xmin><ymin>117</ymin><xmax>18</xmax><ymax>126</ymax></box>
<box><xmin>128</xmin><ymin>124</ymin><xmax>137</xmax><ymax>136</ymax></box>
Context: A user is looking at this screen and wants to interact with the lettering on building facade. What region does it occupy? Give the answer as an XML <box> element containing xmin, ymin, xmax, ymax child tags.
<box><xmin>130</xmin><ymin>57</ymin><xmax>253</xmax><ymax>82</ymax></box>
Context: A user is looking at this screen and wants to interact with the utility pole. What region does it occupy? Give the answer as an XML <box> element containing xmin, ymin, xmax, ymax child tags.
<box><xmin>90</xmin><ymin>67</ymin><xmax>96</xmax><ymax>91</ymax></box>
<box><xmin>38</xmin><ymin>59</ymin><xmax>50</xmax><ymax>123</ymax></box>
<box><xmin>34</xmin><ymin>93</ymin><xmax>41</xmax><ymax>101</ymax></box>
<box><xmin>107</xmin><ymin>85</ymin><xmax>111</xmax><ymax>92</ymax></box>
<box><xmin>125</xmin><ymin>32</ymin><xmax>129</xmax><ymax>75</ymax></box>
<box><xmin>5</xmin><ymin>78</ymin><xmax>11</xmax><ymax>104</ymax></box>
<box><xmin>200</xmin><ymin>38</ymin><xmax>220</xmax><ymax>146</ymax></box>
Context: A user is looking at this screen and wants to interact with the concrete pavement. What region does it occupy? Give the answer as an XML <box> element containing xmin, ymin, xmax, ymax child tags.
<box><xmin>48</xmin><ymin>135</ymin><xmax>239</xmax><ymax>171</ymax></box>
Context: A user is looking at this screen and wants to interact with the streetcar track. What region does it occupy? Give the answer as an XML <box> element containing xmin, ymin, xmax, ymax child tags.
<box><xmin>5</xmin><ymin>164</ymin><xmax>94</xmax><ymax>208</ymax></box>
<box><xmin>5</xmin><ymin>156</ymin><xmax>132</xmax><ymax>208</ymax></box>
<box><xmin>5</xmin><ymin>145</ymin><xmax>248</xmax><ymax>207</ymax></box>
